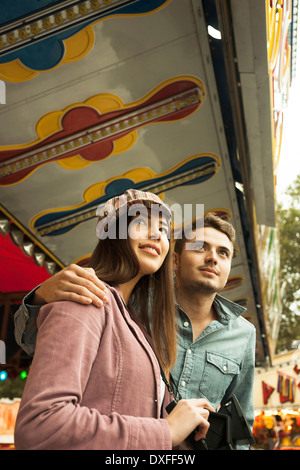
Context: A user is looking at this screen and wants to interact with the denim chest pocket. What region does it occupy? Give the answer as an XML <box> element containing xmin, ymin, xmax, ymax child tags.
<box><xmin>199</xmin><ymin>351</ymin><xmax>240</xmax><ymax>404</ymax></box>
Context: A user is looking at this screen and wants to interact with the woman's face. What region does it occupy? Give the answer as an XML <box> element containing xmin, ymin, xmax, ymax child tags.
<box><xmin>128</xmin><ymin>207</ymin><xmax>170</xmax><ymax>277</ymax></box>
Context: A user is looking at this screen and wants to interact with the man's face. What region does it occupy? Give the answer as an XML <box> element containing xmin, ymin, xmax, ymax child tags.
<box><xmin>173</xmin><ymin>226</ymin><xmax>233</xmax><ymax>294</ymax></box>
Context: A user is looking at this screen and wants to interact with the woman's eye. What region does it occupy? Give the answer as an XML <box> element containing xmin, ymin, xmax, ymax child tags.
<box><xmin>133</xmin><ymin>217</ymin><xmax>147</xmax><ymax>226</ymax></box>
<box><xmin>160</xmin><ymin>226</ymin><xmax>169</xmax><ymax>235</ymax></box>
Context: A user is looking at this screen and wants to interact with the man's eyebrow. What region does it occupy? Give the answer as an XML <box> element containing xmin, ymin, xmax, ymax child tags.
<box><xmin>218</xmin><ymin>245</ymin><xmax>232</xmax><ymax>254</ymax></box>
<box><xmin>202</xmin><ymin>241</ymin><xmax>232</xmax><ymax>253</ymax></box>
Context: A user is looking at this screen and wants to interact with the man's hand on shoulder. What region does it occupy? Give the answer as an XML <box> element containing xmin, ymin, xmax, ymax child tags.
<box><xmin>33</xmin><ymin>264</ymin><xmax>109</xmax><ymax>307</ymax></box>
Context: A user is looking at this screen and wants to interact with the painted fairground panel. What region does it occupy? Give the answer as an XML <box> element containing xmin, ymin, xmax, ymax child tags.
<box><xmin>0</xmin><ymin>0</ymin><xmax>294</xmax><ymax>369</ymax></box>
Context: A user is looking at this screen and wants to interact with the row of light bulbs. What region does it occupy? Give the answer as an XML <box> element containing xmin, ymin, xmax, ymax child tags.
<box><xmin>0</xmin><ymin>89</ymin><xmax>201</xmax><ymax>179</ymax></box>
<box><xmin>0</xmin><ymin>0</ymin><xmax>122</xmax><ymax>55</ymax></box>
<box><xmin>0</xmin><ymin>211</ymin><xmax>60</xmax><ymax>275</ymax></box>
<box><xmin>36</xmin><ymin>161</ymin><xmax>217</xmax><ymax>236</ymax></box>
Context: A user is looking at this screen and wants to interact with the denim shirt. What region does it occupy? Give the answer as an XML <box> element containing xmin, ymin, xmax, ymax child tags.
<box><xmin>14</xmin><ymin>288</ymin><xmax>41</xmax><ymax>357</ymax></box>
<box><xmin>172</xmin><ymin>294</ymin><xmax>256</xmax><ymax>432</ymax></box>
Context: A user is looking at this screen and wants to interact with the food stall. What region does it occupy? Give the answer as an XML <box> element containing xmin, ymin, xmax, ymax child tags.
<box><xmin>253</xmin><ymin>351</ymin><xmax>300</xmax><ymax>450</ymax></box>
<box><xmin>0</xmin><ymin>399</ymin><xmax>20</xmax><ymax>450</ymax></box>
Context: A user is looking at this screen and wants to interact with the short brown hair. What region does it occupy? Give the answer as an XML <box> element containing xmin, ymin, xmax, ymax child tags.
<box><xmin>174</xmin><ymin>212</ymin><xmax>236</xmax><ymax>255</ymax></box>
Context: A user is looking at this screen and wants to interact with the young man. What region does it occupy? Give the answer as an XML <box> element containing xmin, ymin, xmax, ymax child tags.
<box><xmin>14</xmin><ymin>213</ymin><xmax>255</xmax><ymax>446</ymax></box>
<box><xmin>171</xmin><ymin>216</ymin><xmax>255</xmax><ymax>430</ymax></box>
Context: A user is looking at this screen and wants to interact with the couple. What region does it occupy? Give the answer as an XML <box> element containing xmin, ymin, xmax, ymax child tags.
<box><xmin>14</xmin><ymin>189</ymin><xmax>255</xmax><ymax>450</ymax></box>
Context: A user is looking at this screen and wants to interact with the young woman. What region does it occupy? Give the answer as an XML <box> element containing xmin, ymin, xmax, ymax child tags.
<box><xmin>14</xmin><ymin>189</ymin><xmax>210</xmax><ymax>450</ymax></box>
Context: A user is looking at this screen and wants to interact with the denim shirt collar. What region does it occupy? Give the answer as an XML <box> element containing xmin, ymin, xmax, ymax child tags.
<box><xmin>213</xmin><ymin>294</ymin><xmax>246</xmax><ymax>324</ymax></box>
<box><xmin>177</xmin><ymin>294</ymin><xmax>246</xmax><ymax>325</ymax></box>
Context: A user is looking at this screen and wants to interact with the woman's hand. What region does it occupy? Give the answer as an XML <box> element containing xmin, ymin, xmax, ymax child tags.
<box><xmin>33</xmin><ymin>264</ymin><xmax>109</xmax><ymax>307</ymax></box>
<box><xmin>165</xmin><ymin>398</ymin><xmax>214</xmax><ymax>447</ymax></box>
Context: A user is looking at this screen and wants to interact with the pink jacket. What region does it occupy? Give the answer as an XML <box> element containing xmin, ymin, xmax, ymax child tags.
<box><xmin>14</xmin><ymin>285</ymin><xmax>172</xmax><ymax>450</ymax></box>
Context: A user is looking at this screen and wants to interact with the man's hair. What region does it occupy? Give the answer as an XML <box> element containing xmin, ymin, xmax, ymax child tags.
<box><xmin>174</xmin><ymin>212</ymin><xmax>236</xmax><ymax>255</ymax></box>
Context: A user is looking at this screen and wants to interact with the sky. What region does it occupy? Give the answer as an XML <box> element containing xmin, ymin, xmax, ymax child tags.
<box><xmin>276</xmin><ymin>36</ymin><xmax>300</xmax><ymax>202</ymax></box>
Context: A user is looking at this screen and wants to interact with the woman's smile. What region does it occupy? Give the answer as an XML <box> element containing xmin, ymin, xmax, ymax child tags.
<box><xmin>138</xmin><ymin>243</ymin><xmax>161</xmax><ymax>256</ymax></box>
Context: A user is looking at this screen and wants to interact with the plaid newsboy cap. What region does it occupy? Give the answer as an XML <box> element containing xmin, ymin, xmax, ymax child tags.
<box><xmin>96</xmin><ymin>189</ymin><xmax>171</xmax><ymax>239</ymax></box>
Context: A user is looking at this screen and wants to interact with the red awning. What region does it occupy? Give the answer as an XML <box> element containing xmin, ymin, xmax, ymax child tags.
<box><xmin>0</xmin><ymin>233</ymin><xmax>50</xmax><ymax>294</ymax></box>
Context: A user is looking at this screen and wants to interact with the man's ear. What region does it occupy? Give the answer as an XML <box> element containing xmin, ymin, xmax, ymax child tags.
<box><xmin>172</xmin><ymin>252</ymin><xmax>180</xmax><ymax>271</ymax></box>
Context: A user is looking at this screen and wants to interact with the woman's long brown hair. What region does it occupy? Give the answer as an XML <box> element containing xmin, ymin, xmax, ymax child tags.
<box><xmin>88</xmin><ymin>204</ymin><xmax>177</xmax><ymax>378</ymax></box>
